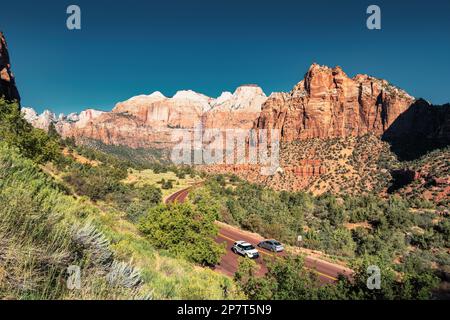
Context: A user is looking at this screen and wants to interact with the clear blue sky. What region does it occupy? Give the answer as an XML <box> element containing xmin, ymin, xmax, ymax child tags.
<box><xmin>1</xmin><ymin>0</ymin><xmax>449</xmax><ymax>114</ymax></box>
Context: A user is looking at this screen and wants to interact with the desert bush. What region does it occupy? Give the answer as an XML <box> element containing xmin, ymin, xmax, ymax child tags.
<box><xmin>0</xmin><ymin>99</ymin><xmax>61</xmax><ymax>164</ymax></box>
<box><xmin>139</xmin><ymin>199</ymin><xmax>225</xmax><ymax>266</ymax></box>
<box><xmin>0</xmin><ymin>143</ymin><xmax>147</xmax><ymax>299</ymax></box>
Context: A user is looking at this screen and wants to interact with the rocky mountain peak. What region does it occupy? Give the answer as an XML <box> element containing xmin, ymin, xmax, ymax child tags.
<box><xmin>0</xmin><ymin>31</ymin><xmax>20</xmax><ymax>104</ymax></box>
<box><xmin>215</xmin><ymin>91</ymin><xmax>234</xmax><ymax>105</ymax></box>
<box><xmin>21</xmin><ymin>108</ymin><xmax>57</xmax><ymax>130</ymax></box>
<box><xmin>130</xmin><ymin>91</ymin><xmax>167</xmax><ymax>102</ymax></box>
<box><xmin>233</xmin><ymin>84</ymin><xmax>265</xmax><ymax>97</ymax></box>
<box><xmin>257</xmin><ymin>63</ymin><xmax>420</xmax><ymax>141</ymax></box>
<box><xmin>173</xmin><ymin>90</ymin><xmax>209</xmax><ymax>101</ymax></box>
<box><xmin>17</xmin><ymin>58</ymin><xmax>448</xmax><ymax>153</ymax></box>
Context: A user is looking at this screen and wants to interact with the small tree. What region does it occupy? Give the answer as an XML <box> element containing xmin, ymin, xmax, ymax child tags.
<box><xmin>139</xmin><ymin>202</ymin><xmax>225</xmax><ymax>266</ymax></box>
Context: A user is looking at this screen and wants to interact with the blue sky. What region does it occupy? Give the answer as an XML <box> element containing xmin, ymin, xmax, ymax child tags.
<box><xmin>1</xmin><ymin>0</ymin><xmax>449</xmax><ymax>114</ymax></box>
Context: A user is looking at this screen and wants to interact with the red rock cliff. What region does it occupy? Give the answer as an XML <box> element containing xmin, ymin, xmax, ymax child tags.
<box><xmin>0</xmin><ymin>31</ymin><xmax>20</xmax><ymax>104</ymax></box>
<box><xmin>255</xmin><ymin>63</ymin><xmax>415</xmax><ymax>141</ymax></box>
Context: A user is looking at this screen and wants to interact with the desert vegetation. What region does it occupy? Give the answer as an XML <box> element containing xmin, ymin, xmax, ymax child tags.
<box><xmin>0</xmin><ymin>99</ymin><xmax>241</xmax><ymax>299</ymax></box>
<box><xmin>1</xmin><ymin>98</ymin><xmax>448</xmax><ymax>300</ymax></box>
<box><xmin>201</xmin><ymin>174</ymin><xmax>449</xmax><ymax>299</ymax></box>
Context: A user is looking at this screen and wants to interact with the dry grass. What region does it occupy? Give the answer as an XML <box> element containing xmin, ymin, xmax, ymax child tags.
<box><xmin>63</xmin><ymin>148</ymin><xmax>100</xmax><ymax>166</ymax></box>
<box><xmin>123</xmin><ymin>169</ymin><xmax>202</xmax><ymax>199</ymax></box>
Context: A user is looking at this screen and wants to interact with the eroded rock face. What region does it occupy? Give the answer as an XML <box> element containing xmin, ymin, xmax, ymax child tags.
<box><xmin>0</xmin><ymin>32</ymin><xmax>20</xmax><ymax>104</ymax></box>
<box><xmin>23</xmin><ymin>85</ymin><xmax>268</xmax><ymax>148</ymax></box>
<box><xmin>22</xmin><ymin>63</ymin><xmax>449</xmax><ymax>154</ymax></box>
<box><xmin>22</xmin><ymin>108</ymin><xmax>56</xmax><ymax>130</ymax></box>
<box><xmin>382</xmin><ymin>98</ymin><xmax>450</xmax><ymax>159</ymax></box>
<box><xmin>255</xmin><ymin>63</ymin><xmax>415</xmax><ymax>141</ymax></box>
<box><xmin>203</xmin><ymin>85</ymin><xmax>267</xmax><ymax>130</ymax></box>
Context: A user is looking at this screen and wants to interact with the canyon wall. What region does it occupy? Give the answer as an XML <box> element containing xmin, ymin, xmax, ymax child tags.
<box><xmin>0</xmin><ymin>32</ymin><xmax>20</xmax><ymax>104</ymax></box>
<box><xmin>22</xmin><ymin>63</ymin><xmax>449</xmax><ymax>154</ymax></box>
<box><xmin>255</xmin><ymin>63</ymin><xmax>416</xmax><ymax>141</ymax></box>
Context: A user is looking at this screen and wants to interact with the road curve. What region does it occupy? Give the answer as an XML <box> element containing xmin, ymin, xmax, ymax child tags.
<box><xmin>165</xmin><ymin>187</ymin><xmax>191</xmax><ymax>204</ymax></box>
<box><xmin>166</xmin><ymin>187</ymin><xmax>353</xmax><ymax>283</ymax></box>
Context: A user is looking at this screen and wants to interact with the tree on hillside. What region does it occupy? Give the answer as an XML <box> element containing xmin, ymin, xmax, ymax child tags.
<box><xmin>0</xmin><ymin>99</ymin><xmax>61</xmax><ymax>163</ymax></box>
<box><xmin>138</xmin><ymin>200</ymin><xmax>225</xmax><ymax>266</ymax></box>
<box><xmin>234</xmin><ymin>257</ymin><xmax>273</xmax><ymax>300</ymax></box>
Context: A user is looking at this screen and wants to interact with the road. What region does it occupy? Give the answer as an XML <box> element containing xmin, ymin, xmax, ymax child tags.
<box><xmin>165</xmin><ymin>187</ymin><xmax>191</xmax><ymax>204</ymax></box>
<box><xmin>166</xmin><ymin>186</ymin><xmax>353</xmax><ymax>283</ymax></box>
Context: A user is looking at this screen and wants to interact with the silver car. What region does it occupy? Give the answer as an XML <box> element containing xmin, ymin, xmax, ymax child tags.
<box><xmin>258</xmin><ymin>239</ymin><xmax>284</xmax><ymax>252</ymax></box>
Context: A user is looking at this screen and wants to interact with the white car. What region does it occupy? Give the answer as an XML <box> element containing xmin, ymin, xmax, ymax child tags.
<box><xmin>232</xmin><ymin>241</ymin><xmax>260</xmax><ymax>259</ymax></box>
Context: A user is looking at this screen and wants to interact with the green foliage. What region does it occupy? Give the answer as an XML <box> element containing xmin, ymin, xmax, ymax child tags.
<box><xmin>336</xmin><ymin>255</ymin><xmax>439</xmax><ymax>300</ymax></box>
<box><xmin>80</xmin><ymin>139</ymin><xmax>169</xmax><ymax>168</ymax></box>
<box><xmin>0</xmin><ymin>143</ymin><xmax>145</xmax><ymax>299</ymax></box>
<box><xmin>0</xmin><ymin>99</ymin><xmax>61</xmax><ymax>163</ymax></box>
<box><xmin>234</xmin><ymin>252</ymin><xmax>439</xmax><ymax>300</ymax></box>
<box><xmin>234</xmin><ymin>258</ymin><xmax>274</xmax><ymax>300</ymax></box>
<box><xmin>63</xmin><ymin>163</ymin><xmax>128</xmax><ymax>201</ymax></box>
<box><xmin>203</xmin><ymin>175</ymin><xmax>448</xmax><ymax>296</ymax></box>
<box><xmin>235</xmin><ymin>255</ymin><xmax>349</xmax><ymax>300</ymax></box>
<box><xmin>122</xmin><ymin>185</ymin><xmax>162</xmax><ymax>222</ymax></box>
<box><xmin>160</xmin><ymin>179</ymin><xmax>174</xmax><ymax>190</ymax></box>
<box><xmin>139</xmin><ymin>197</ymin><xmax>225</xmax><ymax>266</ymax></box>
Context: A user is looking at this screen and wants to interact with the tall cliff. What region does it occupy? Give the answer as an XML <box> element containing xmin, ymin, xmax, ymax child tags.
<box><xmin>255</xmin><ymin>63</ymin><xmax>416</xmax><ymax>141</ymax></box>
<box><xmin>21</xmin><ymin>63</ymin><xmax>449</xmax><ymax>156</ymax></box>
<box><xmin>0</xmin><ymin>32</ymin><xmax>20</xmax><ymax>104</ymax></box>
<box><xmin>23</xmin><ymin>85</ymin><xmax>268</xmax><ymax>149</ymax></box>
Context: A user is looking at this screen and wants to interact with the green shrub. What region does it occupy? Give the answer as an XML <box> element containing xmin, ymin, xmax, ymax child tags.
<box><xmin>139</xmin><ymin>200</ymin><xmax>225</xmax><ymax>266</ymax></box>
<box><xmin>0</xmin><ymin>99</ymin><xmax>61</xmax><ymax>163</ymax></box>
<box><xmin>0</xmin><ymin>143</ymin><xmax>146</xmax><ymax>299</ymax></box>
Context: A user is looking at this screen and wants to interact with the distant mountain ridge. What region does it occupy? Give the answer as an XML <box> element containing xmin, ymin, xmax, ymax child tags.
<box><xmin>22</xmin><ymin>63</ymin><xmax>449</xmax><ymax>155</ymax></box>
<box><xmin>22</xmin><ymin>84</ymin><xmax>268</xmax><ymax>148</ymax></box>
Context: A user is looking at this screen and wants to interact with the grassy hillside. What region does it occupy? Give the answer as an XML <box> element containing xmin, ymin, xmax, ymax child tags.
<box><xmin>123</xmin><ymin>168</ymin><xmax>202</xmax><ymax>200</ymax></box>
<box><xmin>0</xmin><ymin>99</ymin><xmax>241</xmax><ymax>300</ymax></box>
<box><xmin>0</xmin><ymin>143</ymin><xmax>144</xmax><ymax>299</ymax></box>
<box><xmin>1</xmin><ymin>98</ymin><xmax>447</xmax><ymax>300</ymax></box>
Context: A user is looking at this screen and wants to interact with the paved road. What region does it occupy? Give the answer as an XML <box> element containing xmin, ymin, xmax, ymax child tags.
<box><xmin>215</xmin><ymin>222</ymin><xmax>353</xmax><ymax>283</ymax></box>
<box><xmin>165</xmin><ymin>187</ymin><xmax>191</xmax><ymax>204</ymax></box>
<box><xmin>166</xmin><ymin>187</ymin><xmax>353</xmax><ymax>283</ymax></box>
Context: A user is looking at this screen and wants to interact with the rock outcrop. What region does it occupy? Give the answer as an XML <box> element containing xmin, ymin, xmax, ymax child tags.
<box><xmin>382</xmin><ymin>98</ymin><xmax>450</xmax><ymax>159</ymax></box>
<box><xmin>22</xmin><ymin>63</ymin><xmax>449</xmax><ymax>155</ymax></box>
<box><xmin>202</xmin><ymin>85</ymin><xmax>267</xmax><ymax>129</ymax></box>
<box><xmin>22</xmin><ymin>108</ymin><xmax>56</xmax><ymax>130</ymax></box>
<box><xmin>24</xmin><ymin>85</ymin><xmax>268</xmax><ymax>148</ymax></box>
<box><xmin>255</xmin><ymin>63</ymin><xmax>415</xmax><ymax>141</ymax></box>
<box><xmin>0</xmin><ymin>32</ymin><xmax>20</xmax><ymax>104</ymax></box>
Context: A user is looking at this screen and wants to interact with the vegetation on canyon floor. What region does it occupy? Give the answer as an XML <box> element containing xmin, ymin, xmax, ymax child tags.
<box><xmin>0</xmin><ymin>99</ymin><xmax>241</xmax><ymax>299</ymax></box>
<box><xmin>0</xmin><ymin>98</ymin><xmax>448</xmax><ymax>299</ymax></box>
<box><xmin>200</xmin><ymin>175</ymin><xmax>448</xmax><ymax>298</ymax></box>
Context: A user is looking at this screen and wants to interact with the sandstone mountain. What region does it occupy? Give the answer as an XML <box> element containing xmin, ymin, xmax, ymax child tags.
<box><xmin>0</xmin><ymin>32</ymin><xmax>20</xmax><ymax>104</ymax></box>
<box><xmin>255</xmin><ymin>63</ymin><xmax>416</xmax><ymax>141</ymax></box>
<box><xmin>22</xmin><ymin>63</ymin><xmax>449</xmax><ymax>163</ymax></box>
<box><xmin>23</xmin><ymin>85</ymin><xmax>268</xmax><ymax>148</ymax></box>
<box><xmin>203</xmin><ymin>85</ymin><xmax>267</xmax><ymax>129</ymax></box>
<box><xmin>15</xmin><ymin>60</ymin><xmax>450</xmax><ymax>198</ymax></box>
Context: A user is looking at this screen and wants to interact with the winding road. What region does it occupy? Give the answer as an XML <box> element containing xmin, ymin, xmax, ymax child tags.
<box><xmin>166</xmin><ymin>186</ymin><xmax>353</xmax><ymax>283</ymax></box>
